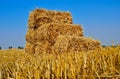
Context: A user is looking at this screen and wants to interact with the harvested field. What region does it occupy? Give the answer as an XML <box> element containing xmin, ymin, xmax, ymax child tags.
<box><xmin>0</xmin><ymin>46</ymin><xmax>120</xmax><ymax>78</ymax></box>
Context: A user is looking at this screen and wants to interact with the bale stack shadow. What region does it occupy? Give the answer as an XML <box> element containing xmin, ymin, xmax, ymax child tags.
<box><xmin>25</xmin><ymin>9</ymin><xmax>101</xmax><ymax>54</ymax></box>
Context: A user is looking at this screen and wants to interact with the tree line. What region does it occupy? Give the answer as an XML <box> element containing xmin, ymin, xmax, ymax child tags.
<box><xmin>0</xmin><ymin>46</ymin><xmax>24</xmax><ymax>50</ymax></box>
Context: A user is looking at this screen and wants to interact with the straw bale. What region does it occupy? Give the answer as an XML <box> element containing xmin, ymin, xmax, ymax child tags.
<box><xmin>26</xmin><ymin>23</ymin><xmax>83</xmax><ymax>44</ymax></box>
<box><xmin>25</xmin><ymin>42</ymin><xmax>35</xmax><ymax>54</ymax></box>
<box><xmin>53</xmin><ymin>35</ymin><xmax>101</xmax><ymax>54</ymax></box>
<box><xmin>36</xmin><ymin>23</ymin><xmax>83</xmax><ymax>44</ymax></box>
<box><xmin>28</xmin><ymin>9</ymin><xmax>72</xmax><ymax>29</ymax></box>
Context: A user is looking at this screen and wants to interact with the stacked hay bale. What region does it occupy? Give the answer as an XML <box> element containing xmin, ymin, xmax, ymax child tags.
<box><xmin>53</xmin><ymin>35</ymin><xmax>101</xmax><ymax>54</ymax></box>
<box><xmin>25</xmin><ymin>9</ymin><xmax>101</xmax><ymax>54</ymax></box>
<box><xmin>28</xmin><ymin>9</ymin><xmax>72</xmax><ymax>29</ymax></box>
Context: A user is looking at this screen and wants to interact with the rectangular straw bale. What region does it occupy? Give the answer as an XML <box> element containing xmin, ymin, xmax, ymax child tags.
<box><xmin>68</xmin><ymin>36</ymin><xmax>101</xmax><ymax>52</ymax></box>
<box><xmin>25</xmin><ymin>42</ymin><xmax>35</xmax><ymax>54</ymax></box>
<box><xmin>36</xmin><ymin>23</ymin><xmax>83</xmax><ymax>44</ymax></box>
<box><xmin>32</xmin><ymin>9</ymin><xmax>72</xmax><ymax>19</ymax></box>
<box><xmin>53</xmin><ymin>35</ymin><xmax>101</xmax><ymax>54</ymax></box>
<box><xmin>28</xmin><ymin>9</ymin><xmax>72</xmax><ymax>29</ymax></box>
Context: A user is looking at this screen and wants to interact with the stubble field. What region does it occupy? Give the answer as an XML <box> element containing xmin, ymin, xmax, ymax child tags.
<box><xmin>0</xmin><ymin>46</ymin><xmax>120</xmax><ymax>79</ymax></box>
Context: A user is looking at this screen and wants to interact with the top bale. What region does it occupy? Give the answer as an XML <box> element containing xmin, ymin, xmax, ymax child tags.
<box><xmin>28</xmin><ymin>9</ymin><xmax>72</xmax><ymax>29</ymax></box>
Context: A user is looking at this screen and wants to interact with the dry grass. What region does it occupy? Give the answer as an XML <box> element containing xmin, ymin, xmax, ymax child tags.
<box><xmin>0</xmin><ymin>46</ymin><xmax>120</xmax><ymax>79</ymax></box>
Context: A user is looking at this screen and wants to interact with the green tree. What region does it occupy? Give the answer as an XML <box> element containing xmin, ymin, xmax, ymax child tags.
<box><xmin>18</xmin><ymin>46</ymin><xmax>24</xmax><ymax>49</ymax></box>
<box><xmin>102</xmin><ymin>45</ymin><xmax>106</xmax><ymax>48</ymax></box>
<box><xmin>9</xmin><ymin>46</ymin><xmax>12</xmax><ymax>49</ymax></box>
<box><xmin>0</xmin><ymin>46</ymin><xmax>1</xmax><ymax>50</ymax></box>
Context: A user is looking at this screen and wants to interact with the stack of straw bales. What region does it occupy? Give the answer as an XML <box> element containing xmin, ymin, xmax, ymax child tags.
<box><xmin>25</xmin><ymin>9</ymin><xmax>101</xmax><ymax>54</ymax></box>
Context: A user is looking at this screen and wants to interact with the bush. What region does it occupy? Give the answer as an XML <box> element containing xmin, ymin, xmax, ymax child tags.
<box><xmin>102</xmin><ymin>45</ymin><xmax>106</xmax><ymax>48</ymax></box>
<box><xmin>9</xmin><ymin>46</ymin><xmax>12</xmax><ymax>49</ymax></box>
<box><xmin>18</xmin><ymin>46</ymin><xmax>24</xmax><ymax>49</ymax></box>
<box><xmin>0</xmin><ymin>46</ymin><xmax>1</xmax><ymax>50</ymax></box>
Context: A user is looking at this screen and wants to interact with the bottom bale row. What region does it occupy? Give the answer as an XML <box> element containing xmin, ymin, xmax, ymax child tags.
<box><xmin>25</xmin><ymin>35</ymin><xmax>101</xmax><ymax>54</ymax></box>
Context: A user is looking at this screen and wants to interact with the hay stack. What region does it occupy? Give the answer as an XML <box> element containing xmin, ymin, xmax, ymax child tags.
<box><xmin>25</xmin><ymin>9</ymin><xmax>101</xmax><ymax>54</ymax></box>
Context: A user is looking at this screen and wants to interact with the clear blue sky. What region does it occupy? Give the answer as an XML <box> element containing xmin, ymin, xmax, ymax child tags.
<box><xmin>0</xmin><ymin>0</ymin><xmax>120</xmax><ymax>49</ymax></box>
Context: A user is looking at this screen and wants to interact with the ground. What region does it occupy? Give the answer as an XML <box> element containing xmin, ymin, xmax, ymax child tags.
<box><xmin>0</xmin><ymin>46</ymin><xmax>120</xmax><ymax>79</ymax></box>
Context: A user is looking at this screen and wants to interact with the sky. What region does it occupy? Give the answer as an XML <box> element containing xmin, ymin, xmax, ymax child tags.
<box><xmin>0</xmin><ymin>0</ymin><xmax>120</xmax><ymax>49</ymax></box>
